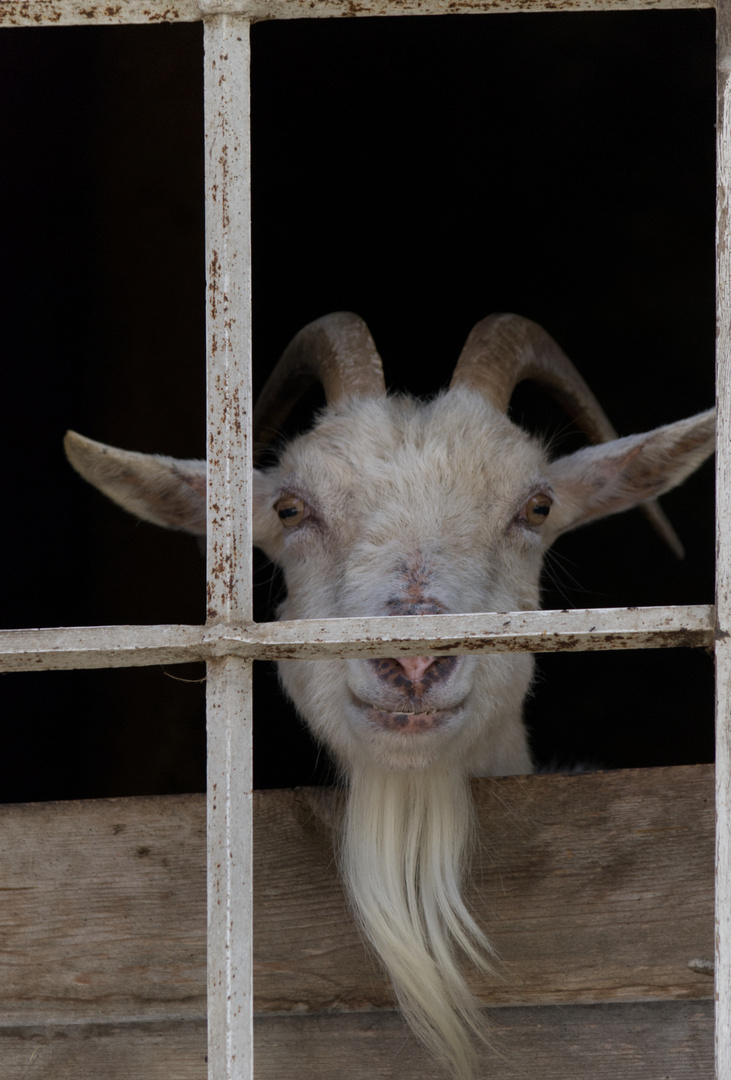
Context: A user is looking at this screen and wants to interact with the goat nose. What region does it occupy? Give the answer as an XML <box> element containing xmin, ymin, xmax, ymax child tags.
<box><xmin>368</xmin><ymin>655</ymin><xmax>457</xmax><ymax>689</ymax></box>
<box><xmin>396</xmin><ymin>656</ymin><xmax>437</xmax><ymax>684</ymax></box>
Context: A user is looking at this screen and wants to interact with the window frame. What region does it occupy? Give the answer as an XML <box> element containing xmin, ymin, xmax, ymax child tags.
<box><xmin>0</xmin><ymin>0</ymin><xmax>725</xmax><ymax>1076</ymax></box>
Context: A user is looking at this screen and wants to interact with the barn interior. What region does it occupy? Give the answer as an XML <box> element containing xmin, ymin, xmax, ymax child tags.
<box><xmin>0</xmin><ymin>9</ymin><xmax>717</xmax><ymax>801</ymax></box>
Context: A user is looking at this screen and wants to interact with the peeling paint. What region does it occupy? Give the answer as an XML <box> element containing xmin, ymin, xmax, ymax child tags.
<box><xmin>0</xmin><ymin>0</ymin><xmax>195</xmax><ymax>24</ymax></box>
<box><xmin>0</xmin><ymin>0</ymin><xmax>712</xmax><ymax>29</ymax></box>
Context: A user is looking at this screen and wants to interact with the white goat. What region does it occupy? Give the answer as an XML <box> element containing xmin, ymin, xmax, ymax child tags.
<box><xmin>64</xmin><ymin>312</ymin><xmax>715</xmax><ymax>1079</ymax></box>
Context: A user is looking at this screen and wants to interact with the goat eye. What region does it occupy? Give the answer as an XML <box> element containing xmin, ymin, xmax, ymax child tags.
<box><xmin>523</xmin><ymin>494</ymin><xmax>552</xmax><ymax>525</ymax></box>
<box><xmin>275</xmin><ymin>496</ymin><xmax>306</xmax><ymax>529</ymax></box>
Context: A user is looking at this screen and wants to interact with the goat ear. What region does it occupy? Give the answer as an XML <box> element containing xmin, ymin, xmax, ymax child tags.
<box><xmin>545</xmin><ymin>408</ymin><xmax>715</xmax><ymax>537</ymax></box>
<box><xmin>66</xmin><ymin>431</ymin><xmax>279</xmax><ymax>549</ymax></box>
<box><xmin>64</xmin><ymin>430</ymin><xmax>207</xmax><ymax>535</ymax></box>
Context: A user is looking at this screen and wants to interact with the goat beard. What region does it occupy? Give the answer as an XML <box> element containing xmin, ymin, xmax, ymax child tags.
<box><xmin>341</xmin><ymin>761</ymin><xmax>496</xmax><ymax>1080</ymax></box>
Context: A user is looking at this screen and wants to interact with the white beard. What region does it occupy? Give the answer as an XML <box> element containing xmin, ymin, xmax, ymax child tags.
<box><xmin>341</xmin><ymin>761</ymin><xmax>496</xmax><ymax>1079</ymax></box>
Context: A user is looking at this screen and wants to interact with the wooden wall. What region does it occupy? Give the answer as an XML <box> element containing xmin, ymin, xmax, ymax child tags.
<box><xmin>0</xmin><ymin>765</ymin><xmax>715</xmax><ymax>1077</ymax></box>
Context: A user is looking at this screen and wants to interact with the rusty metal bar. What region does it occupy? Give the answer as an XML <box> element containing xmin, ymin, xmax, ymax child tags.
<box><xmin>0</xmin><ymin>604</ymin><xmax>715</xmax><ymax>672</ymax></box>
<box><xmin>200</xmin><ymin>0</ymin><xmax>713</xmax><ymax>15</ymax></box>
<box><xmin>0</xmin><ymin>0</ymin><xmax>199</xmax><ymax>26</ymax></box>
<box><xmin>204</xmin><ymin>25</ymin><xmax>253</xmax><ymax>626</ymax></box>
<box><xmin>203</xmin><ymin>15</ymin><xmax>254</xmax><ymax>1080</ymax></box>
<box><xmin>0</xmin><ymin>624</ymin><xmax>207</xmax><ymax>672</ymax></box>
<box><xmin>218</xmin><ymin>604</ymin><xmax>715</xmax><ymax>659</ymax></box>
<box><xmin>205</xmin><ymin>654</ymin><xmax>253</xmax><ymax>1080</ymax></box>
<box><xmin>0</xmin><ymin>0</ymin><xmax>713</xmax><ymax>29</ymax></box>
<box><xmin>717</xmin><ymin>3</ymin><xmax>731</xmax><ymax>1076</ymax></box>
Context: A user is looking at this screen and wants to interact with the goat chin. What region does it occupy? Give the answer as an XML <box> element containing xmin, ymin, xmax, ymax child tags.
<box><xmin>346</xmin><ymin>711</ymin><xmax>465</xmax><ymax>771</ymax></box>
<box><xmin>341</xmin><ymin>761</ymin><xmax>496</xmax><ymax>1080</ymax></box>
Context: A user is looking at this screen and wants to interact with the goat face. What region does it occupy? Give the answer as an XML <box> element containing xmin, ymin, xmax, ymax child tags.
<box><xmin>62</xmin><ymin>311</ymin><xmax>716</xmax><ymax>780</ymax></box>
<box><xmin>253</xmin><ymin>389</ymin><xmax>543</xmax><ymax>774</ymax></box>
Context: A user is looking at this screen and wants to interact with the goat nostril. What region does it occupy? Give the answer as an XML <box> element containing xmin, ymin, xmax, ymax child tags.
<box><xmin>397</xmin><ymin>656</ymin><xmax>437</xmax><ymax>684</ymax></box>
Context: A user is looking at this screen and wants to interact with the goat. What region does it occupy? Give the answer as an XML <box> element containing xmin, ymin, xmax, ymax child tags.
<box><xmin>64</xmin><ymin>312</ymin><xmax>715</xmax><ymax>1079</ymax></box>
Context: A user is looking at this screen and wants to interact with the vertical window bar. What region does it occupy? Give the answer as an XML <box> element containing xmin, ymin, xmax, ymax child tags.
<box><xmin>718</xmin><ymin>2</ymin><xmax>731</xmax><ymax>1076</ymax></box>
<box><xmin>203</xmin><ymin>16</ymin><xmax>254</xmax><ymax>1080</ymax></box>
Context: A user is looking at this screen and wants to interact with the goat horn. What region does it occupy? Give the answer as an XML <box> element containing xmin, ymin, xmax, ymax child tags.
<box><xmin>253</xmin><ymin>311</ymin><xmax>386</xmax><ymax>456</ymax></box>
<box><xmin>450</xmin><ymin>312</ymin><xmax>684</xmax><ymax>558</ymax></box>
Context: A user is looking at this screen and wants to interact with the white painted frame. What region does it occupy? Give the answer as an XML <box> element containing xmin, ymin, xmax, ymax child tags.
<box><xmin>0</xmin><ymin>0</ymin><xmax>725</xmax><ymax>1076</ymax></box>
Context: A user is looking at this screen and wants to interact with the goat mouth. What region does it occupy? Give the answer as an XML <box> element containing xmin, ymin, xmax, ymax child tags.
<box><xmin>360</xmin><ymin>704</ymin><xmax>452</xmax><ymax>734</ymax></box>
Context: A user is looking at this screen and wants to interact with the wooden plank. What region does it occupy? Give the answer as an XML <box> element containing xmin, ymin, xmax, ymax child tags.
<box><xmin>0</xmin><ymin>604</ymin><xmax>715</xmax><ymax>673</ymax></box>
<box><xmin>0</xmin><ymin>0</ymin><xmax>713</xmax><ymax>30</ymax></box>
<box><xmin>255</xmin><ymin>766</ymin><xmax>716</xmax><ymax>1011</ymax></box>
<box><xmin>0</xmin><ymin>766</ymin><xmax>714</xmax><ymax>1026</ymax></box>
<box><xmin>2</xmin><ymin>1019</ymin><xmax>208</xmax><ymax>1080</ymax></box>
<box><xmin>0</xmin><ymin>794</ymin><xmax>208</xmax><ymax>1025</ymax></box>
<box><xmin>256</xmin><ymin>1002</ymin><xmax>715</xmax><ymax>1079</ymax></box>
<box><xmin>0</xmin><ymin>1002</ymin><xmax>714</xmax><ymax>1079</ymax></box>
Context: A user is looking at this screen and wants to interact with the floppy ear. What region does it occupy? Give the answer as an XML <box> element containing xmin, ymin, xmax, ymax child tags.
<box><xmin>64</xmin><ymin>431</ymin><xmax>207</xmax><ymax>535</ymax></box>
<box><xmin>545</xmin><ymin>408</ymin><xmax>715</xmax><ymax>538</ymax></box>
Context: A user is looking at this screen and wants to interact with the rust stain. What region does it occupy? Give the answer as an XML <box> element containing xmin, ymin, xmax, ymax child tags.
<box><xmin>718</xmin><ymin>189</ymin><xmax>728</xmax><ymax>263</ymax></box>
<box><xmin>14</xmin><ymin>3</ymin><xmax>62</xmax><ymax>22</ymax></box>
<box><xmin>218</xmin><ymin>146</ymin><xmax>231</xmax><ymax>231</ymax></box>
<box><xmin>231</xmin><ymin>385</ymin><xmax>243</xmax><ymax>438</ymax></box>
<box><xmin>144</xmin><ymin>6</ymin><xmax>181</xmax><ymax>20</ymax></box>
<box><xmin>208</xmin><ymin>249</ymin><xmax>221</xmax><ymax>322</ymax></box>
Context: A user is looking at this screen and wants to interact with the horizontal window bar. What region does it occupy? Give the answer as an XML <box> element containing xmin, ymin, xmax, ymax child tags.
<box><xmin>0</xmin><ymin>0</ymin><xmax>713</xmax><ymax>30</ymax></box>
<box><xmin>0</xmin><ymin>0</ymin><xmax>200</xmax><ymax>27</ymax></box>
<box><xmin>0</xmin><ymin>604</ymin><xmax>714</xmax><ymax>672</ymax></box>
<box><xmin>200</xmin><ymin>0</ymin><xmax>713</xmax><ymax>15</ymax></box>
<box><xmin>221</xmin><ymin>603</ymin><xmax>716</xmax><ymax>659</ymax></box>
<box><xmin>0</xmin><ymin>624</ymin><xmax>208</xmax><ymax>672</ymax></box>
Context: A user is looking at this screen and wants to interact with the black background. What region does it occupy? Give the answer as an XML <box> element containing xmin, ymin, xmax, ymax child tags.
<box><xmin>0</xmin><ymin>9</ymin><xmax>718</xmax><ymax>801</ymax></box>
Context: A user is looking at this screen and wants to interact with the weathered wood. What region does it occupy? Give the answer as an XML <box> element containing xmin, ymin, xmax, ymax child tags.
<box><xmin>255</xmin><ymin>1001</ymin><xmax>715</xmax><ymax>1079</ymax></box>
<box><xmin>0</xmin><ymin>766</ymin><xmax>714</xmax><ymax>1027</ymax></box>
<box><xmin>0</xmin><ymin>604</ymin><xmax>715</xmax><ymax>673</ymax></box>
<box><xmin>256</xmin><ymin>766</ymin><xmax>716</xmax><ymax>1011</ymax></box>
<box><xmin>0</xmin><ymin>793</ymin><xmax>208</xmax><ymax>1025</ymax></box>
<box><xmin>0</xmin><ymin>1001</ymin><xmax>714</xmax><ymax>1079</ymax></box>
<box><xmin>2</xmin><ymin>1020</ymin><xmax>208</xmax><ymax>1080</ymax></box>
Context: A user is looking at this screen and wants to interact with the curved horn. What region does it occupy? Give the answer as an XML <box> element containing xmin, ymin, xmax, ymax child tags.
<box><xmin>451</xmin><ymin>313</ymin><xmax>684</xmax><ymax>558</ymax></box>
<box><xmin>253</xmin><ymin>312</ymin><xmax>386</xmax><ymax>456</ymax></box>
